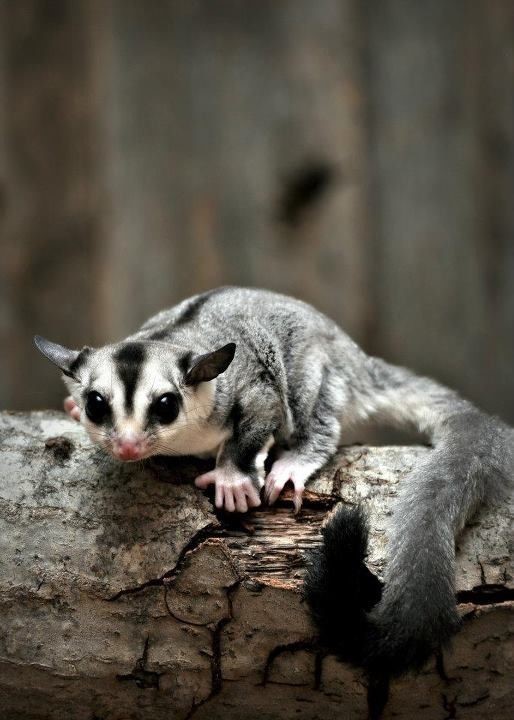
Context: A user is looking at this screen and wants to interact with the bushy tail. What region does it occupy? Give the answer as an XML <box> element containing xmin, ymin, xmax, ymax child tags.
<box><xmin>305</xmin><ymin>356</ymin><xmax>513</xmax><ymax>679</ymax></box>
<box><xmin>305</xmin><ymin>505</ymin><xmax>382</xmax><ymax>665</ymax></box>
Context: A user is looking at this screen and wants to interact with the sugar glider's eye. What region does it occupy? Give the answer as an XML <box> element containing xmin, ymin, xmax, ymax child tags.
<box><xmin>152</xmin><ymin>393</ymin><xmax>180</xmax><ymax>424</ymax></box>
<box><xmin>85</xmin><ymin>391</ymin><xmax>110</xmax><ymax>424</ymax></box>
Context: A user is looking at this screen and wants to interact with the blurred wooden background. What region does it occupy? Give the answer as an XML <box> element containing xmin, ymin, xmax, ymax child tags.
<box><xmin>0</xmin><ymin>0</ymin><xmax>513</xmax><ymax>421</ymax></box>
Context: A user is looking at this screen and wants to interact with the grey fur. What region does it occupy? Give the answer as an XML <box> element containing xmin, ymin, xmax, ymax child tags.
<box><xmin>34</xmin><ymin>287</ymin><xmax>514</xmax><ymax>673</ymax></box>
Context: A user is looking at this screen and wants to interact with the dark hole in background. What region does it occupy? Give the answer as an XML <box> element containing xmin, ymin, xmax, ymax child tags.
<box><xmin>277</xmin><ymin>161</ymin><xmax>338</xmax><ymax>228</ymax></box>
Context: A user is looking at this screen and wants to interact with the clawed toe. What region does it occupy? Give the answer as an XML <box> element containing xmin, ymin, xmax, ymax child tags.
<box><xmin>264</xmin><ymin>471</ymin><xmax>304</xmax><ymax>512</ymax></box>
<box><xmin>195</xmin><ymin>468</ymin><xmax>261</xmax><ymax>513</ymax></box>
<box><xmin>264</xmin><ymin>455</ymin><xmax>316</xmax><ymax>512</ymax></box>
<box><xmin>293</xmin><ymin>487</ymin><xmax>304</xmax><ymax>514</ymax></box>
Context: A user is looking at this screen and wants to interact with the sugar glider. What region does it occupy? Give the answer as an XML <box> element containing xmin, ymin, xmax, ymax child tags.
<box><xmin>35</xmin><ymin>286</ymin><xmax>512</xmax><ymax>679</ymax></box>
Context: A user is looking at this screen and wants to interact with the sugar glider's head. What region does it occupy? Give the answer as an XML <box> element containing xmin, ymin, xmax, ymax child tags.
<box><xmin>34</xmin><ymin>336</ymin><xmax>235</xmax><ymax>462</ymax></box>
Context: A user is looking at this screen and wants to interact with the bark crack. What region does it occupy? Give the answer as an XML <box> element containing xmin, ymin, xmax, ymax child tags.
<box><xmin>457</xmin><ymin>584</ymin><xmax>514</xmax><ymax>606</ymax></box>
<box><xmin>442</xmin><ymin>693</ymin><xmax>458</xmax><ymax>719</ymax></box>
<box><xmin>106</xmin><ymin>523</ymin><xmax>219</xmax><ymax>601</ymax></box>
<box><xmin>314</xmin><ymin>650</ymin><xmax>325</xmax><ymax>690</ymax></box>
<box><xmin>260</xmin><ymin>640</ymin><xmax>317</xmax><ymax>686</ymax></box>
<box><xmin>116</xmin><ymin>636</ymin><xmax>161</xmax><ymax>689</ymax></box>
<box><xmin>184</xmin><ymin>582</ymin><xmax>239</xmax><ymax>719</ymax></box>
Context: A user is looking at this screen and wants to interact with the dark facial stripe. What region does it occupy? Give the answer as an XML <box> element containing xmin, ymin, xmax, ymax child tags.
<box><xmin>69</xmin><ymin>346</ymin><xmax>91</xmax><ymax>376</ymax></box>
<box><xmin>114</xmin><ymin>343</ymin><xmax>146</xmax><ymax>413</ymax></box>
<box><xmin>146</xmin><ymin>328</ymin><xmax>170</xmax><ymax>341</ymax></box>
<box><xmin>146</xmin><ymin>288</ymin><xmax>230</xmax><ymax>341</ymax></box>
<box><xmin>178</xmin><ymin>351</ymin><xmax>192</xmax><ymax>376</ymax></box>
<box><xmin>173</xmin><ymin>287</ymin><xmax>227</xmax><ymax>328</ymax></box>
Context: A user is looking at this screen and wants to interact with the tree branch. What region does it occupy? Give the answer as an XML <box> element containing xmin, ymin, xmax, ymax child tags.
<box><xmin>0</xmin><ymin>412</ymin><xmax>512</xmax><ymax>719</ymax></box>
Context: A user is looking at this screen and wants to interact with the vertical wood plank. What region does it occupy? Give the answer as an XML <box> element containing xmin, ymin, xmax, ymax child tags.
<box><xmin>101</xmin><ymin>0</ymin><xmax>371</xmax><ymax>342</ymax></box>
<box><xmin>365</xmin><ymin>0</ymin><xmax>514</xmax><ymax>419</ymax></box>
<box><xmin>0</xmin><ymin>2</ymin><xmax>10</xmax><ymax>406</ymax></box>
<box><xmin>1</xmin><ymin>1</ymin><xmax>512</xmax><ymax>420</ymax></box>
<box><xmin>472</xmin><ymin>0</ymin><xmax>514</xmax><ymax>420</ymax></box>
<box><xmin>0</xmin><ymin>0</ymin><xmax>105</xmax><ymax>409</ymax></box>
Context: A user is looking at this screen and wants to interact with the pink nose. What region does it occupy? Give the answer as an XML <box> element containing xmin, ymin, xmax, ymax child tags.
<box><xmin>114</xmin><ymin>440</ymin><xmax>143</xmax><ymax>461</ymax></box>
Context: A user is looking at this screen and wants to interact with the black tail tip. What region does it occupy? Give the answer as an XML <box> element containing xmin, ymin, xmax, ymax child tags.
<box><xmin>305</xmin><ymin>502</ymin><xmax>462</xmax><ymax>693</ymax></box>
<box><xmin>304</xmin><ymin>504</ymin><xmax>382</xmax><ymax>663</ymax></box>
<box><xmin>321</xmin><ymin>503</ymin><xmax>370</xmax><ymax>563</ymax></box>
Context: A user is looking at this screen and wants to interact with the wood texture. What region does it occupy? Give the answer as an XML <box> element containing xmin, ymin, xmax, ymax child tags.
<box><xmin>1</xmin><ymin>0</ymin><xmax>513</xmax><ymax>422</ymax></box>
<box><xmin>364</xmin><ymin>0</ymin><xmax>514</xmax><ymax>416</ymax></box>
<box><xmin>0</xmin><ymin>411</ymin><xmax>512</xmax><ymax>719</ymax></box>
<box><xmin>0</xmin><ymin>1</ymin><xmax>105</xmax><ymax>410</ymax></box>
<box><xmin>100</xmin><ymin>0</ymin><xmax>370</xmax><ymax>341</ymax></box>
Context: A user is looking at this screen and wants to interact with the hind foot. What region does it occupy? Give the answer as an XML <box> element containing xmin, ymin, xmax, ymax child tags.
<box><xmin>264</xmin><ymin>453</ymin><xmax>319</xmax><ymax>513</ymax></box>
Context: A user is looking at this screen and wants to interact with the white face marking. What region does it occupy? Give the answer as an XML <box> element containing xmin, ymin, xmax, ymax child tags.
<box><xmin>159</xmin><ymin>380</ymin><xmax>230</xmax><ymax>457</ymax></box>
<box><xmin>66</xmin><ymin>347</ymin><xmax>230</xmax><ymax>461</ymax></box>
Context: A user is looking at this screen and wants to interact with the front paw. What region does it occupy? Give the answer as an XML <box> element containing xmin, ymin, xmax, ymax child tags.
<box><xmin>195</xmin><ymin>466</ymin><xmax>261</xmax><ymax>513</ymax></box>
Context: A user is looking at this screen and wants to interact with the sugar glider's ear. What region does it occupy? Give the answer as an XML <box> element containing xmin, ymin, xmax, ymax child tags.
<box><xmin>34</xmin><ymin>335</ymin><xmax>91</xmax><ymax>378</ymax></box>
<box><xmin>184</xmin><ymin>343</ymin><xmax>236</xmax><ymax>385</ymax></box>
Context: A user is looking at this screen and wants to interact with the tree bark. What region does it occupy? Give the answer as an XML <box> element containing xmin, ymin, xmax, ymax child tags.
<box><xmin>0</xmin><ymin>411</ymin><xmax>512</xmax><ymax>719</ymax></box>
